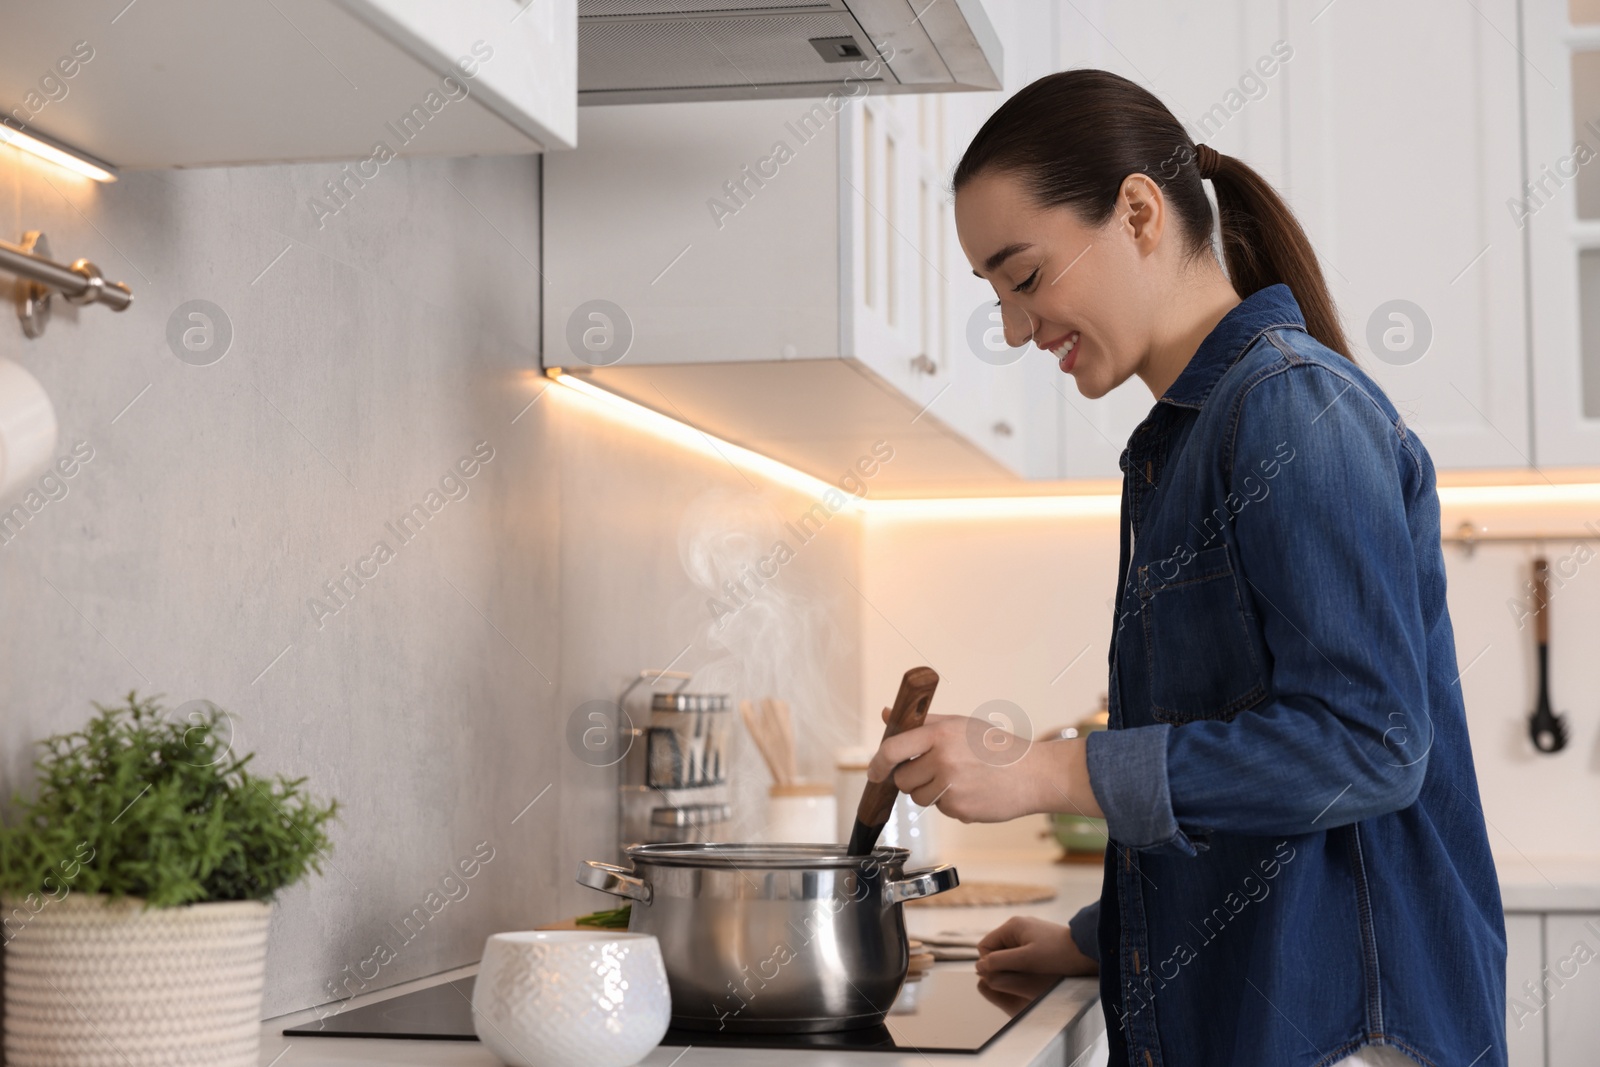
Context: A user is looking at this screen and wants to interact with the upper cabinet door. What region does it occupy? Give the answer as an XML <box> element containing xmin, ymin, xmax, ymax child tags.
<box><xmin>337</xmin><ymin>0</ymin><xmax>578</xmax><ymax>151</ymax></box>
<box><xmin>1284</xmin><ymin>0</ymin><xmax>1530</xmax><ymax>469</ymax></box>
<box><xmin>1526</xmin><ymin>0</ymin><xmax>1600</xmax><ymax>467</ymax></box>
<box><xmin>0</xmin><ymin>0</ymin><xmax>576</xmax><ymax>169</ymax></box>
<box><xmin>933</xmin><ymin>0</ymin><xmax>1064</xmax><ymax>478</ymax></box>
<box><xmin>848</xmin><ymin>0</ymin><xmax>1063</xmax><ymax>478</ymax></box>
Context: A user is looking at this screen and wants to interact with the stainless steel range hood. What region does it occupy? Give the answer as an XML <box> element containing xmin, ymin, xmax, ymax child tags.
<box><xmin>578</xmin><ymin>0</ymin><xmax>1003</xmax><ymax>104</ymax></box>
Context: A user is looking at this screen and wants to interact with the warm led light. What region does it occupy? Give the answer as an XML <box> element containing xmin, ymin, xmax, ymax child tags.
<box><xmin>865</xmin><ymin>495</ymin><xmax>1122</xmax><ymax>521</ymax></box>
<box><xmin>550</xmin><ymin>370</ymin><xmax>1124</xmax><ymax>518</ymax></box>
<box><xmin>547</xmin><ymin>369</ymin><xmax>862</xmax><ymax>506</ymax></box>
<box><xmin>0</xmin><ymin>123</ymin><xmax>116</xmax><ymax>183</ymax></box>
<box><xmin>1438</xmin><ymin>483</ymin><xmax>1600</xmax><ymax>508</ymax></box>
<box><xmin>549</xmin><ymin>369</ymin><xmax>1600</xmax><ymax>519</ymax></box>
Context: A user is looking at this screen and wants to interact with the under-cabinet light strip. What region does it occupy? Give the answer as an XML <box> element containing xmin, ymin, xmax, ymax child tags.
<box><xmin>1436</xmin><ymin>483</ymin><xmax>1600</xmax><ymax>508</ymax></box>
<box><xmin>0</xmin><ymin>120</ymin><xmax>116</xmax><ymax>183</ymax></box>
<box><xmin>547</xmin><ymin>369</ymin><xmax>861</xmax><ymax>507</ymax></box>
<box><xmin>546</xmin><ymin>369</ymin><xmax>1600</xmax><ymax>519</ymax></box>
<box><xmin>865</xmin><ymin>495</ymin><xmax>1123</xmax><ymax>520</ymax></box>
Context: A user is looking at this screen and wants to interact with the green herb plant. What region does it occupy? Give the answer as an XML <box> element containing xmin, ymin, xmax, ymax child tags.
<box><xmin>0</xmin><ymin>692</ymin><xmax>339</xmax><ymax>907</ymax></box>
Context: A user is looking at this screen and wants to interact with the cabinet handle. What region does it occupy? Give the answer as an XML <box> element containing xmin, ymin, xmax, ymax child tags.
<box><xmin>910</xmin><ymin>353</ymin><xmax>938</xmax><ymax>376</ymax></box>
<box><xmin>991</xmin><ymin>421</ymin><xmax>1014</xmax><ymax>437</ymax></box>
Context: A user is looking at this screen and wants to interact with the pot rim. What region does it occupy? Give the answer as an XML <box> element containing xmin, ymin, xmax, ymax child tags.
<box><xmin>623</xmin><ymin>842</ymin><xmax>909</xmax><ymax>870</ymax></box>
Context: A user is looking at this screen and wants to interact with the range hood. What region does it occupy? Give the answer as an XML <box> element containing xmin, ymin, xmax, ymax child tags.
<box><xmin>577</xmin><ymin>0</ymin><xmax>1003</xmax><ymax>104</ymax></box>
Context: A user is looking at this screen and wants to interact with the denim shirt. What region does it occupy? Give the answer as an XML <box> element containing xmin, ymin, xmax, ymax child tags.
<box><xmin>1069</xmin><ymin>284</ymin><xmax>1507</xmax><ymax>1067</ymax></box>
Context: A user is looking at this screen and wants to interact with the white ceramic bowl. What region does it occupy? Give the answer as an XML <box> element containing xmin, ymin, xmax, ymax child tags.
<box><xmin>472</xmin><ymin>931</ymin><xmax>671</xmax><ymax>1067</ymax></box>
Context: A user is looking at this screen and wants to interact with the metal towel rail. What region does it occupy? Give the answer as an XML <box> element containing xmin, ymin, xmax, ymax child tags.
<box><xmin>1444</xmin><ymin>520</ymin><xmax>1600</xmax><ymax>556</ymax></box>
<box><xmin>0</xmin><ymin>230</ymin><xmax>132</xmax><ymax>338</ymax></box>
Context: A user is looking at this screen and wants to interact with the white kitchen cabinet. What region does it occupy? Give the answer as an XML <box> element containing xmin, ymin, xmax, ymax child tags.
<box><xmin>936</xmin><ymin>0</ymin><xmax>1065</xmax><ymax>480</ymax></box>
<box><xmin>543</xmin><ymin>3</ymin><xmax>1069</xmax><ymax>490</ymax></box>
<box><xmin>1281</xmin><ymin>0</ymin><xmax>1529</xmax><ymax>469</ymax></box>
<box><xmin>1544</xmin><ymin>912</ymin><xmax>1600</xmax><ymax>1067</ymax></box>
<box><xmin>1045</xmin><ymin>0</ymin><xmax>1529</xmax><ymax>475</ymax></box>
<box><xmin>1524</xmin><ymin>0</ymin><xmax>1600</xmax><ymax>466</ymax></box>
<box><xmin>1506</xmin><ymin>913</ymin><xmax>1548</xmax><ymax>1067</ymax></box>
<box><xmin>0</xmin><ymin>0</ymin><xmax>577</xmax><ymax>168</ymax></box>
<box><xmin>542</xmin><ymin>96</ymin><xmax>1034</xmax><ymax>491</ymax></box>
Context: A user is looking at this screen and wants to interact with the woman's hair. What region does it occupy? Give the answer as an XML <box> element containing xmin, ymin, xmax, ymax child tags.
<box><xmin>951</xmin><ymin>68</ymin><xmax>1353</xmax><ymax>362</ymax></box>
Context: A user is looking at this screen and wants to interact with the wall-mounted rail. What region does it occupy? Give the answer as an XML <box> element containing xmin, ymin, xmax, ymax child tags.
<box><xmin>0</xmin><ymin>230</ymin><xmax>132</xmax><ymax>338</ymax></box>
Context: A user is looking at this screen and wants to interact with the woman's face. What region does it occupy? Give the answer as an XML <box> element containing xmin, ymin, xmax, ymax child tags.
<box><xmin>954</xmin><ymin>168</ymin><xmax>1168</xmax><ymax>400</ymax></box>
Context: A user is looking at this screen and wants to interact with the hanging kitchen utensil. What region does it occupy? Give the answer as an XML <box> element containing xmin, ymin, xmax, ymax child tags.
<box><xmin>1528</xmin><ymin>556</ymin><xmax>1569</xmax><ymax>754</ymax></box>
<box><xmin>847</xmin><ymin>666</ymin><xmax>940</xmax><ymax>855</ymax></box>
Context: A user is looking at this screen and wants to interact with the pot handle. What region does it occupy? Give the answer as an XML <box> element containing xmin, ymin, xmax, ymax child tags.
<box><xmin>575</xmin><ymin>860</ymin><xmax>653</xmax><ymax>904</ymax></box>
<box><xmin>884</xmin><ymin>864</ymin><xmax>960</xmax><ymax>906</ymax></box>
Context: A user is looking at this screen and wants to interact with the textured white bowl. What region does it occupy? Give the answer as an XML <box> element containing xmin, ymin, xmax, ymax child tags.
<box><xmin>472</xmin><ymin>930</ymin><xmax>671</xmax><ymax>1067</ymax></box>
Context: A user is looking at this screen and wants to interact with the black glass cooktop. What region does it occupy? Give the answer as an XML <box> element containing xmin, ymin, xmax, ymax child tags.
<box><xmin>282</xmin><ymin>965</ymin><xmax>1062</xmax><ymax>1054</ymax></box>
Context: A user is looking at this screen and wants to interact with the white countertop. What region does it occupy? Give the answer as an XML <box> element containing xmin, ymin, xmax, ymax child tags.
<box><xmin>1495</xmin><ymin>852</ymin><xmax>1600</xmax><ymax>912</ymax></box>
<box><xmin>258</xmin><ymin>852</ymin><xmax>1107</xmax><ymax>1067</ymax></box>
<box><xmin>255</xmin><ymin>848</ymin><xmax>1600</xmax><ymax>1066</ymax></box>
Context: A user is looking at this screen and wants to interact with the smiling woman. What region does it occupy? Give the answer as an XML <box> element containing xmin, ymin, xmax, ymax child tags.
<box><xmin>864</xmin><ymin>68</ymin><xmax>1507</xmax><ymax>1067</ymax></box>
<box><xmin>951</xmin><ymin>69</ymin><xmax>1350</xmax><ymax>403</ymax></box>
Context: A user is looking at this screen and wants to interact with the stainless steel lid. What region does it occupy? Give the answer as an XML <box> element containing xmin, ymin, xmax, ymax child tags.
<box><xmin>624</xmin><ymin>842</ymin><xmax>908</xmax><ymax>869</ymax></box>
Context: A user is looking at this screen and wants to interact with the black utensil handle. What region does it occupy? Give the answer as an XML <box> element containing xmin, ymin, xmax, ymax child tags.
<box><xmin>854</xmin><ymin>666</ymin><xmax>940</xmax><ymax>831</ymax></box>
<box><xmin>1528</xmin><ymin>555</ymin><xmax>1568</xmax><ymax>754</ymax></box>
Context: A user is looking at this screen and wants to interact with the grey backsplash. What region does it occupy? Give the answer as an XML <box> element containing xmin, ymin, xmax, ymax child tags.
<box><xmin>0</xmin><ymin>152</ymin><xmax>862</xmax><ymax>1018</ymax></box>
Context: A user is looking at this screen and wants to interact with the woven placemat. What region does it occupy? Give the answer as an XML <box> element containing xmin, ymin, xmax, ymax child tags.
<box><xmin>905</xmin><ymin>880</ymin><xmax>1057</xmax><ymax>908</ymax></box>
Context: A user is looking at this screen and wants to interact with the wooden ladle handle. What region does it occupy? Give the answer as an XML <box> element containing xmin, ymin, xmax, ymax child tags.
<box><xmin>854</xmin><ymin>666</ymin><xmax>940</xmax><ymax>830</ymax></box>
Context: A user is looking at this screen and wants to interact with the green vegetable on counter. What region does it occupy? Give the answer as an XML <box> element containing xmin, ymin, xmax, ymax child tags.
<box><xmin>574</xmin><ymin>903</ymin><xmax>632</xmax><ymax>928</ymax></box>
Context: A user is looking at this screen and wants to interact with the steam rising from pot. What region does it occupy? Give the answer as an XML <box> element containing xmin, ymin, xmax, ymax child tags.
<box><xmin>676</xmin><ymin>486</ymin><xmax>854</xmax><ymax>838</ymax></box>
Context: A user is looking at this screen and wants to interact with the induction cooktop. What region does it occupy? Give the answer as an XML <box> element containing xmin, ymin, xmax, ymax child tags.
<box><xmin>282</xmin><ymin>964</ymin><xmax>1062</xmax><ymax>1054</ymax></box>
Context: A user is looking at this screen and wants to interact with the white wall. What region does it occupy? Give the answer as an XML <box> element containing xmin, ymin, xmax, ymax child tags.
<box><xmin>0</xmin><ymin>148</ymin><xmax>862</xmax><ymax>1018</ymax></box>
<box><xmin>859</xmin><ymin>506</ymin><xmax>1118</xmax><ymax>858</ymax></box>
<box><xmin>861</xmin><ymin>487</ymin><xmax>1600</xmax><ymax>861</ymax></box>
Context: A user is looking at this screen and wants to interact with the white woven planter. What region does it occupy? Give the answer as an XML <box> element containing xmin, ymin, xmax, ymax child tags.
<box><xmin>2</xmin><ymin>894</ymin><xmax>271</xmax><ymax>1067</ymax></box>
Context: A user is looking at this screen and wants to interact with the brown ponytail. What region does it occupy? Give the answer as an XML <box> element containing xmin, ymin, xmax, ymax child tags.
<box><xmin>952</xmin><ymin>69</ymin><xmax>1354</xmax><ymax>362</ymax></box>
<box><xmin>1205</xmin><ymin>150</ymin><xmax>1352</xmax><ymax>361</ymax></box>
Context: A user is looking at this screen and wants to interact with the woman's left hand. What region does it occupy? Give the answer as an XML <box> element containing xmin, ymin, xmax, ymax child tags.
<box><xmin>863</xmin><ymin>708</ymin><xmax>1101</xmax><ymax>823</ymax></box>
<box><xmin>976</xmin><ymin>916</ymin><xmax>1098</xmax><ymax>977</ymax></box>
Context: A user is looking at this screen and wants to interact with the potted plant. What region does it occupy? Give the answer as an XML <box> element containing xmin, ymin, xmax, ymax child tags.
<box><xmin>0</xmin><ymin>692</ymin><xmax>337</xmax><ymax>1067</ymax></box>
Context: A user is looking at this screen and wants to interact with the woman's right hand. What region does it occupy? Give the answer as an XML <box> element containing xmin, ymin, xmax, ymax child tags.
<box><xmin>975</xmin><ymin>916</ymin><xmax>1099</xmax><ymax>977</ymax></box>
<box><xmin>866</xmin><ymin>705</ymin><xmax>1099</xmax><ymax>824</ymax></box>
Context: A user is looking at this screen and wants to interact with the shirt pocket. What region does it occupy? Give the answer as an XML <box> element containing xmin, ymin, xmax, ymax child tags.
<box><xmin>1139</xmin><ymin>544</ymin><xmax>1268</xmax><ymax>723</ymax></box>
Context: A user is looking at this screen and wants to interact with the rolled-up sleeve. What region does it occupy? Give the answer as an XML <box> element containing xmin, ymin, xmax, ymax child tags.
<box><xmin>1086</xmin><ymin>724</ymin><xmax>1195</xmax><ymax>855</ymax></box>
<box><xmin>1067</xmin><ymin>899</ymin><xmax>1101</xmax><ymax>963</ymax></box>
<box><xmin>1089</xmin><ymin>362</ymin><xmax>1432</xmax><ymax>846</ymax></box>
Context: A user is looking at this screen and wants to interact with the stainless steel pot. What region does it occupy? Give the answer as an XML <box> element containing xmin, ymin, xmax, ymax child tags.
<box><xmin>576</xmin><ymin>843</ymin><xmax>959</xmax><ymax>1032</ymax></box>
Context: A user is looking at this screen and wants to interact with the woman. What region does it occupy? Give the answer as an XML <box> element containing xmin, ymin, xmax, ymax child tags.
<box><xmin>865</xmin><ymin>70</ymin><xmax>1506</xmax><ymax>1067</ymax></box>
